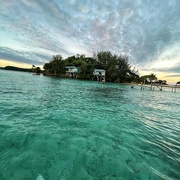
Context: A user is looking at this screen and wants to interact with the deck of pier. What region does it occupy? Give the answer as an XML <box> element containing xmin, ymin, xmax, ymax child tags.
<box><xmin>137</xmin><ymin>83</ymin><xmax>180</xmax><ymax>92</ymax></box>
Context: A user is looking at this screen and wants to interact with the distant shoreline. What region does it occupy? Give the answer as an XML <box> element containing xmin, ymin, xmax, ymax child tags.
<box><xmin>1</xmin><ymin>67</ymin><xmax>179</xmax><ymax>88</ymax></box>
<box><xmin>0</xmin><ymin>66</ymin><xmax>32</xmax><ymax>72</ymax></box>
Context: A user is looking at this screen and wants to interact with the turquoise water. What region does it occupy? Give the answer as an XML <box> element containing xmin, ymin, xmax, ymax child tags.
<box><xmin>0</xmin><ymin>70</ymin><xmax>179</xmax><ymax>180</ymax></box>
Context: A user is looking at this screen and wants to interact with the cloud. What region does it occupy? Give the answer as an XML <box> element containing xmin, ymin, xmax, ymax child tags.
<box><xmin>164</xmin><ymin>74</ymin><xmax>180</xmax><ymax>77</ymax></box>
<box><xmin>140</xmin><ymin>42</ymin><xmax>180</xmax><ymax>75</ymax></box>
<box><xmin>0</xmin><ymin>0</ymin><xmax>180</xmax><ymax>79</ymax></box>
<box><xmin>155</xmin><ymin>65</ymin><xmax>180</xmax><ymax>73</ymax></box>
<box><xmin>0</xmin><ymin>47</ymin><xmax>50</xmax><ymax>65</ymax></box>
<box><xmin>142</xmin><ymin>65</ymin><xmax>180</xmax><ymax>74</ymax></box>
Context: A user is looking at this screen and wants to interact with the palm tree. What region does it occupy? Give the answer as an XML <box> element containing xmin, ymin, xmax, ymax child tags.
<box><xmin>149</xmin><ymin>73</ymin><xmax>157</xmax><ymax>82</ymax></box>
<box><xmin>32</xmin><ymin>65</ymin><xmax>36</xmax><ymax>72</ymax></box>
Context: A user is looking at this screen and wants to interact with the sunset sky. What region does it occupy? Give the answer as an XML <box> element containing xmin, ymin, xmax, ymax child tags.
<box><xmin>0</xmin><ymin>0</ymin><xmax>180</xmax><ymax>84</ymax></box>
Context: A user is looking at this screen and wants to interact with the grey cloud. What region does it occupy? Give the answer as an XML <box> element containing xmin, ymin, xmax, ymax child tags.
<box><xmin>0</xmin><ymin>47</ymin><xmax>50</xmax><ymax>65</ymax></box>
<box><xmin>142</xmin><ymin>63</ymin><xmax>180</xmax><ymax>74</ymax></box>
<box><xmin>66</xmin><ymin>0</ymin><xmax>180</xmax><ymax>66</ymax></box>
<box><xmin>1</xmin><ymin>0</ymin><xmax>180</xmax><ymax>70</ymax></box>
<box><xmin>156</xmin><ymin>66</ymin><xmax>180</xmax><ymax>73</ymax></box>
<box><xmin>164</xmin><ymin>74</ymin><xmax>180</xmax><ymax>77</ymax></box>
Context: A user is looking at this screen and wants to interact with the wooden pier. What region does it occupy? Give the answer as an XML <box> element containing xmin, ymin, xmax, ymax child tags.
<box><xmin>138</xmin><ymin>83</ymin><xmax>180</xmax><ymax>92</ymax></box>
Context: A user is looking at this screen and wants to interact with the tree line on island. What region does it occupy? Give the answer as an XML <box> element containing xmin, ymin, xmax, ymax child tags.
<box><xmin>43</xmin><ymin>51</ymin><xmax>167</xmax><ymax>84</ymax></box>
<box><xmin>43</xmin><ymin>51</ymin><xmax>140</xmax><ymax>83</ymax></box>
<box><xmin>0</xmin><ymin>65</ymin><xmax>42</xmax><ymax>74</ymax></box>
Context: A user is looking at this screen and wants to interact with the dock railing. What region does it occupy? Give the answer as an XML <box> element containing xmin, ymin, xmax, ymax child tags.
<box><xmin>139</xmin><ymin>82</ymin><xmax>180</xmax><ymax>92</ymax></box>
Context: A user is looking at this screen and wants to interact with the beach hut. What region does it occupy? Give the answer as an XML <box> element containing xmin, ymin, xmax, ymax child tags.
<box><xmin>93</xmin><ymin>69</ymin><xmax>106</xmax><ymax>82</ymax></box>
<box><xmin>65</xmin><ymin>66</ymin><xmax>78</xmax><ymax>79</ymax></box>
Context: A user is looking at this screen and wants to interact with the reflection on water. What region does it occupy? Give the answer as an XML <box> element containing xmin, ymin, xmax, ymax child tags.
<box><xmin>0</xmin><ymin>70</ymin><xmax>180</xmax><ymax>180</ymax></box>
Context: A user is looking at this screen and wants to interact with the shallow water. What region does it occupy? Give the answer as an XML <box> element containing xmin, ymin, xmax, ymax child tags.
<box><xmin>0</xmin><ymin>70</ymin><xmax>180</xmax><ymax>180</ymax></box>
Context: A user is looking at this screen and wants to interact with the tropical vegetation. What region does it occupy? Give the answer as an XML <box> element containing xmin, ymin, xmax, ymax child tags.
<box><xmin>43</xmin><ymin>51</ymin><xmax>139</xmax><ymax>83</ymax></box>
<box><xmin>0</xmin><ymin>66</ymin><xmax>33</xmax><ymax>72</ymax></box>
<box><xmin>140</xmin><ymin>74</ymin><xmax>167</xmax><ymax>85</ymax></box>
<box><xmin>32</xmin><ymin>65</ymin><xmax>42</xmax><ymax>74</ymax></box>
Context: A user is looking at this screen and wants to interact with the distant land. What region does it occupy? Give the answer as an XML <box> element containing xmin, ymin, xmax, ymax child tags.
<box><xmin>0</xmin><ymin>66</ymin><xmax>32</xmax><ymax>72</ymax></box>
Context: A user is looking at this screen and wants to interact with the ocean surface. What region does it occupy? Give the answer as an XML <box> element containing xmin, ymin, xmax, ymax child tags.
<box><xmin>0</xmin><ymin>70</ymin><xmax>179</xmax><ymax>180</ymax></box>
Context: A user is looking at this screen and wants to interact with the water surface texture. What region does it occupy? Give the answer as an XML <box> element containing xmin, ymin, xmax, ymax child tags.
<box><xmin>0</xmin><ymin>70</ymin><xmax>180</xmax><ymax>180</ymax></box>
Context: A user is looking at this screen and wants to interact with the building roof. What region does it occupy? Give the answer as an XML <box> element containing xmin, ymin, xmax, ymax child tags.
<box><xmin>94</xmin><ymin>69</ymin><xmax>106</xmax><ymax>72</ymax></box>
<box><xmin>65</xmin><ymin>66</ymin><xmax>78</xmax><ymax>69</ymax></box>
<box><xmin>66</xmin><ymin>66</ymin><xmax>78</xmax><ymax>73</ymax></box>
<box><xmin>93</xmin><ymin>69</ymin><xmax>106</xmax><ymax>75</ymax></box>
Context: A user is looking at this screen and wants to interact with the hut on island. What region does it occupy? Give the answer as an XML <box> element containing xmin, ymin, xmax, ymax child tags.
<box><xmin>93</xmin><ymin>69</ymin><xmax>106</xmax><ymax>82</ymax></box>
<box><xmin>65</xmin><ymin>66</ymin><xmax>78</xmax><ymax>79</ymax></box>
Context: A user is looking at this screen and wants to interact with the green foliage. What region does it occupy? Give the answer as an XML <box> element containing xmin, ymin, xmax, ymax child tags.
<box><xmin>78</xmin><ymin>62</ymin><xmax>94</xmax><ymax>79</ymax></box>
<box><xmin>93</xmin><ymin>51</ymin><xmax>135</xmax><ymax>82</ymax></box>
<box><xmin>156</xmin><ymin>80</ymin><xmax>167</xmax><ymax>84</ymax></box>
<box><xmin>95</xmin><ymin>51</ymin><xmax>113</xmax><ymax>70</ymax></box>
<box><xmin>43</xmin><ymin>63</ymin><xmax>52</xmax><ymax>73</ymax></box>
<box><xmin>3</xmin><ymin>66</ymin><xmax>32</xmax><ymax>72</ymax></box>
<box><xmin>32</xmin><ymin>65</ymin><xmax>41</xmax><ymax>74</ymax></box>
<box><xmin>43</xmin><ymin>51</ymin><xmax>139</xmax><ymax>83</ymax></box>
<box><xmin>140</xmin><ymin>73</ymin><xmax>157</xmax><ymax>83</ymax></box>
<box><xmin>63</xmin><ymin>56</ymin><xmax>76</xmax><ymax>66</ymax></box>
<box><xmin>72</xmin><ymin>60</ymin><xmax>85</xmax><ymax>67</ymax></box>
<box><xmin>43</xmin><ymin>54</ymin><xmax>65</xmax><ymax>76</ymax></box>
<box><xmin>35</xmin><ymin>67</ymin><xmax>41</xmax><ymax>74</ymax></box>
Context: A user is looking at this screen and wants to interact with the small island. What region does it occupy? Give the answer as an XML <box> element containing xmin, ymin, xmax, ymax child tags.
<box><xmin>43</xmin><ymin>51</ymin><xmax>168</xmax><ymax>86</ymax></box>
<box><xmin>1</xmin><ymin>51</ymin><xmax>169</xmax><ymax>85</ymax></box>
<box><xmin>0</xmin><ymin>65</ymin><xmax>42</xmax><ymax>75</ymax></box>
<box><xmin>0</xmin><ymin>66</ymin><xmax>33</xmax><ymax>72</ymax></box>
<box><xmin>43</xmin><ymin>51</ymin><xmax>139</xmax><ymax>83</ymax></box>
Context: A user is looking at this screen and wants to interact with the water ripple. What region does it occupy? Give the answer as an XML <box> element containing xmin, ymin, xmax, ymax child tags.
<box><xmin>0</xmin><ymin>70</ymin><xmax>180</xmax><ymax>179</ymax></box>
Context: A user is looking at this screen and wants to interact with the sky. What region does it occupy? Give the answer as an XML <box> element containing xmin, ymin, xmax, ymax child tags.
<box><xmin>0</xmin><ymin>0</ymin><xmax>180</xmax><ymax>84</ymax></box>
